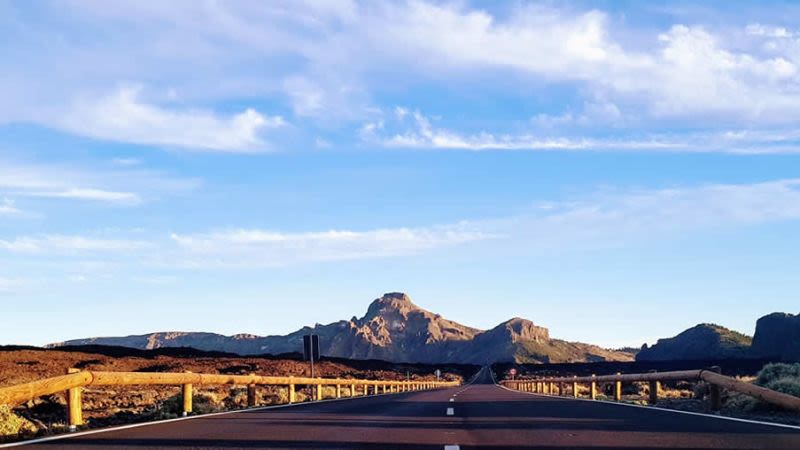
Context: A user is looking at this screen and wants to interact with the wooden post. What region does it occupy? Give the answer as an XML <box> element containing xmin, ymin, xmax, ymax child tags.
<box><xmin>550</xmin><ymin>382</ymin><xmax>555</xmax><ymax>395</ymax></box>
<box><xmin>315</xmin><ymin>383</ymin><xmax>323</xmax><ymax>401</ymax></box>
<box><xmin>247</xmin><ymin>379</ymin><xmax>257</xmax><ymax>408</ymax></box>
<box><xmin>182</xmin><ymin>371</ymin><xmax>193</xmax><ymax>416</ymax></box>
<box><xmin>708</xmin><ymin>366</ymin><xmax>722</xmax><ymax>411</ymax></box>
<box><xmin>572</xmin><ymin>377</ymin><xmax>579</xmax><ymax>398</ymax></box>
<box><xmin>614</xmin><ymin>373</ymin><xmax>622</xmax><ymax>402</ymax></box>
<box><xmin>66</xmin><ymin>368</ymin><xmax>83</xmax><ymax>430</ymax></box>
<box><xmin>559</xmin><ymin>382</ymin><xmax>565</xmax><ymax>396</ymax></box>
<box><xmin>648</xmin><ymin>370</ymin><xmax>659</xmax><ymax>405</ymax></box>
<box><xmin>382</xmin><ymin>384</ymin><xmax>387</xmax><ymax>394</ymax></box>
<box><xmin>590</xmin><ymin>375</ymin><xmax>597</xmax><ymax>400</ymax></box>
<box><xmin>336</xmin><ymin>384</ymin><xmax>342</xmax><ymax>399</ymax></box>
<box><xmin>288</xmin><ymin>382</ymin><xmax>296</xmax><ymax>404</ymax></box>
<box><xmin>351</xmin><ymin>383</ymin><xmax>356</xmax><ymax>397</ymax></box>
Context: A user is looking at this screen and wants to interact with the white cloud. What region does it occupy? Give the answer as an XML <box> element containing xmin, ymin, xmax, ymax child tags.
<box><xmin>0</xmin><ymin>160</ymin><xmax>197</xmax><ymax>206</ymax></box>
<box><xmin>54</xmin><ymin>87</ymin><xmax>285</xmax><ymax>152</ymax></box>
<box><xmin>111</xmin><ymin>158</ymin><xmax>143</xmax><ymax>166</ymax></box>
<box><xmin>170</xmin><ymin>224</ymin><xmax>493</xmax><ymax>267</ymax></box>
<box><xmin>1</xmin><ymin>178</ymin><xmax>799</xmax><ymax>270</ymax></box>
<box><xmin>364</xmin><ymin>109</ymin><xmax>800</xmax><ymax>154</ymax></box>
<box><xmin>5</xmin><ymin>1</ymin><xmax>800</xmax><ymax>140</ymax></box>
<box><xmin>0</xmin><ymin>198</ymin><xmax>21</xmax><ymax>215</ymax></box>
<box><xmin>26</xmin><ymin>188</ymin><xmax>141</xmax><ymax>205</ymax></box>
<box><xmin>532</xmin><ymin>99</ymin><xmax>623</xmax><ymax>129</ymax></box>
<box><xmin>503</xmin><ymin>179</ymin><xmax>800</xmax><ymax>251</ymax></box>
<box><xmin>0</xmin><ymin>235</ymin><xmax>152</xmax><ymax>254</ymax></box>
<box><xmin>746</xmin><ymin>24</ymin><xmax>794</xmax><ymax>38</ymax></box>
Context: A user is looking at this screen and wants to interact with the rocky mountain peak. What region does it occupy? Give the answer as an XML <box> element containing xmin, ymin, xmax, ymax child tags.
<box><xmin>489</xmin><ymin>317</ymin><xmax>550</xmax><ymax>343</ymax></box>
<box><xmin>364</xmin><ymin>292</ymin><xmax>421</xmax><ymax>319</ymax></box>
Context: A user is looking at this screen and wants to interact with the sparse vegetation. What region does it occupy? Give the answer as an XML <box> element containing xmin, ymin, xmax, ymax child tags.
<box><xmin>0</xmin><ymin>346</ymin><xmax>471</xmax><ymax>443</ymax></box>
<box><xmin>0</xmin><ymin>405</ymin><xmax>37</xmax><ymax>438</ymax></box>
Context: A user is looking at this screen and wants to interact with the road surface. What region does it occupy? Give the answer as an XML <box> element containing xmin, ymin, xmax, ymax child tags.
<box><xmin>16</xmin><ymin>367</ymin><xmax>800</xmax><ymax>449</ymax></box>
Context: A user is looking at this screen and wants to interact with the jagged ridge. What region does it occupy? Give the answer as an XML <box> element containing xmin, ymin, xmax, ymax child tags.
<box><xmin>50</xmin><ymin>292</ymin><xmax>633</xmax><ymax>364</ymax></box>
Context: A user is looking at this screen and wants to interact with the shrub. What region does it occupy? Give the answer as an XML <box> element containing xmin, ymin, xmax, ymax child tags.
<box><xmin>0</xmin><ymin>405</ymin><xmax>37</xmax><ymax>437</ymax></box>
<box><xmin>755</xmin><ymin>363</ymin><xmax>800</xmax><ymax>387</ymax></box>
<box><xmin>763</xmin><ymin>377</ymin><xmax>800</xmax><ymax>398</ymax></box>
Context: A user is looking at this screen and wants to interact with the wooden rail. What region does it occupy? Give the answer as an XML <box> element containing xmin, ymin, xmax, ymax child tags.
<box><xmin>500</xmin><ymin>367</ymin><xmax>800</xmax><ymax>413</ymax></box>
<box><xmin>0</xmin><ymin>369</ymin><xmax>458</xmax><ymax>430</ymax></box>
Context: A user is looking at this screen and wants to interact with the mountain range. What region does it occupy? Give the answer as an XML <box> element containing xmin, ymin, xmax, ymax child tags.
<box><xmin>636</xmin><ymin>312</ymin><xmax>800</xmax><ymax>362</ymax></box>
<box><xmin>49</xmin><ymin>292</ymin><xmax>800</xmax><ymax>364</ymax></box>
<box><xmin>49</xmin><ymin>292</ymin><xmax>633</xmax><ymax>364</ymax></box>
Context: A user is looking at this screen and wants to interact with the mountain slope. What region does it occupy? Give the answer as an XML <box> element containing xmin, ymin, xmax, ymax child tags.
<box><xmin>50</xmin><ymin>292</ymin><xmax>632</xmax><ymax>364</ymax></box>
<box><xmin>636</xmin><ymin>323</ymin><xmax>752</xmax><ymax>361</ymax></box>
<box><xmin>750</xmin><ymin>312</ymin><xmax>800</xmax><ymax>361</ymax></box>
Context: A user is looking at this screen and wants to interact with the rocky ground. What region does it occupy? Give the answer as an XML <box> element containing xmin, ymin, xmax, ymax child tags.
<box><xmin>0</xmin><ymin>345</ymin><xmax>478</xmax><ymax>443</ymax></box>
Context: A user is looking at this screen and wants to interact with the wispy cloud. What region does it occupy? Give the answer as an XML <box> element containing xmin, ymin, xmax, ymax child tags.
<box><xmin>0</xmin><ymin>159</ymin><xmax>198</xmax><ymax>207</ymax></box>
<box><xmin>169</xmin><ymin>225</ymin><xmax>493</xmax><ymax>267</ymax></box>
<box><xmin>1</xmin><ymin>179</ymin><xmax>799</xmax><ymax>269</ymax></box>
<box><xmin>25</xmin><ymin>188</ymin><xmax>141</xmax><ymax>205</ymax></box>
<box><xmin>0</xmin><ymin>234</ymin><xmax>152</xmax><ymax>254</ymax></box>
<box><xmin>111</xmin><ymin>158</ymin><xmax>143</xmax><ymax>167</ymax></box>
<box><xmin>0</xmin><ymin>198</ymin><xmax>21</xmax><ymax>215</ymax></box>
<box><xmin>363</xmin><ymin>109</ymin><xmax>800</xmax><ymax>154</ymax></box>
<box><xmin>52</xmin><ymin>87</ymin><xmax>286</xmax><ymax>152</ymax></box>
<box><xmin>497</xmin><ymin>179</ymin><xmax>800</xmax><ymax>251</ymax></box>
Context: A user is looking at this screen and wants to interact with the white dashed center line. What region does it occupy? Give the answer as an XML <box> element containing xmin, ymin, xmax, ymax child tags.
<box><xmin>449</xmin><ymin>398</ymin><xmax>455</xmax><ymax>402</ymax></box>
<box><xmin>444</xmin><ymin>445</ymin><xmax>460</xmax><ymax>450</ymax></box>
<box><xmin>446</xmin><ymin>407</ymin><xmax>454</xmax><ymax>416</ymax></box>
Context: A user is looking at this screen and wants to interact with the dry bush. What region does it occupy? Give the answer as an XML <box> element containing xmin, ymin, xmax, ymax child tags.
<box><xmin>0</xmin><ymin>405</ymin><xmax>37</xmax><ymax>438</ymax></box>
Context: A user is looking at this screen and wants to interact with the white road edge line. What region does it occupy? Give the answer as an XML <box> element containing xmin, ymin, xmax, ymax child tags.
<box><xmin>0</xmin><ymin>386</ymin><xmax>457</xmax><ymax>448</ymax></box>
<box><xmin>495</xmin><ymin>382</ymin><xmax>800</xmax><ymax>431</ymax></box>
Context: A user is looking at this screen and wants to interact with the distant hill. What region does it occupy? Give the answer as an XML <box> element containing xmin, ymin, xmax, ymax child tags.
<box><xmin>49</xmin><ymin>292</ymin><xmax>633</xmax><ymax>364</ymax></box>
<box><xmin>750</xmin><ymin>312</ymin><xmax>800</xmax><ymax>362</ymax></box>
<box><xmin>636</xmin><ymin>323</ymin><xmax>752</xmax><ymax>361</ymax></box>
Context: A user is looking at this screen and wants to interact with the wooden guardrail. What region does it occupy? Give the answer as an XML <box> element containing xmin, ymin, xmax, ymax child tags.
<box><xmin>0</xmin><ymin>369</ymin><xmax>458</xmax><ymax>430</ymax></box>
<box><xmin>500</xmin><ymin>367</ymin><xmax>800</xmax><ymax>413</ymax></box>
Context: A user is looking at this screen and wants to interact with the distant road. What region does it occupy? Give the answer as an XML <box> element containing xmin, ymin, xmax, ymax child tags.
<box><xmin>14</xmin><ymin>367</ymin><xmax>800</xmax><ymax>449</ymax></box>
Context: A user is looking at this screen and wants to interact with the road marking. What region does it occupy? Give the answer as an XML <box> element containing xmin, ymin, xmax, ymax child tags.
<box><xmin>444</xmin><ymin>445</ymin><xmax>460</xmax><ymax>450</ymax></box>
<box><xmin>449</xmin><ymin>398</ymin><xmax>455</xmax><ymax>402</ymax></box>
<box><xmin>446</xmin><ymin>407</ymin><xmax>455</xmax><ymax>416</ymax></box>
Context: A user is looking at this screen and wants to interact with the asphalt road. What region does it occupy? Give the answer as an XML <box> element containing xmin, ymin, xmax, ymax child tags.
<box><xmin>16</xmin><ymin>367</ymin><xmax>800</xmax><ymax>449</ymax></box>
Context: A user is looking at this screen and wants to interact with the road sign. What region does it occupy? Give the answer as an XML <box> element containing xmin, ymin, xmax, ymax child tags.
<box><xmin>303</xmin><ymin>334</ymin><xmax>320</xmax><ymax>378</ymax></box>
<box><xmin>303</xmin><ymin>335</ymin><xmax>320</xmax><ymax>361</ymax></box>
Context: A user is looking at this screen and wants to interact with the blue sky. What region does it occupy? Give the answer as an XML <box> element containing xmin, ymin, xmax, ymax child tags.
<box><xmin>1</xmin><ymin>1</ymin><xmax>800</xmax><ymax>348</ymax></box>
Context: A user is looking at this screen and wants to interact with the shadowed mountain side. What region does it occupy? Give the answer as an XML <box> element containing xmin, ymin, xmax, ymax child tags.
<box><xmin>49</xmin><ymin>293</ymin><xmax>632</xmax><ymax>364</ymax></box>
<box><xmin>636</xmin><ymin>323</ymin><xmax>752</xmax><ymax>361</ymax></box>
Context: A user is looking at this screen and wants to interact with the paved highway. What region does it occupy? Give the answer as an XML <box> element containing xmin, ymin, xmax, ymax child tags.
<box><xmin>15</xmin><ymin>367</ymin><xmax>800</xmax><ymax>449</ymax></box>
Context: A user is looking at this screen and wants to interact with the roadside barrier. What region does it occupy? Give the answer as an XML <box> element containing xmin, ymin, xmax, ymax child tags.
<box><xmin>501</xmin><ymin>367</ymin><xmax>800</xmax><ymax>412</ymax></box>
<box><xmin>0</xmin><ymin>369</ymin><xmax>458</xmax><ymax>429</ymax></box>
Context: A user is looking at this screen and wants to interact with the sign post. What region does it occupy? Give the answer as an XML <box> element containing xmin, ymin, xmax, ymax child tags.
<box><xmin>303</xmin><ymin>334</ymin><xmax>320</xmax><ymax>378</ymax></box>
<box><xmin>509</xmin><ymin>368</ymin><xmax>517</xmax><ymax>380</ymax></box>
